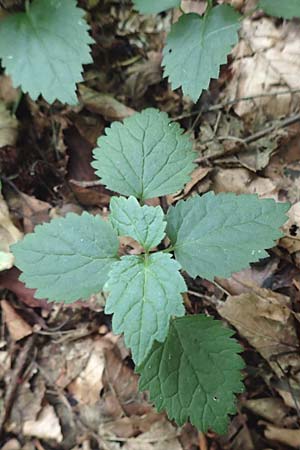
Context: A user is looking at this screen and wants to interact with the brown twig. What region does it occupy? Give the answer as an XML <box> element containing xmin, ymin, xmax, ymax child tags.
<box><xmin>0</xmin><ymin>334</ymin><xmax>36</xmax><ymax>435</ymax></box>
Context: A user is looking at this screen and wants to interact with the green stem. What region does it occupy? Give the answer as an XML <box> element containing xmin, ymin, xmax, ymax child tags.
<box><xmin>25</xmin><ymin>0</ymin><xmax>30</xmax><ymax>14</ymax></box>
<box><xmin>162</xmin><ymin>245</ymin><xmax>176</xmax><ymax>253</ymax></box>
<box><xmin>207</xmin><ymin>0</ymin><xmax>213</xmax><ymax>11</ymax></box>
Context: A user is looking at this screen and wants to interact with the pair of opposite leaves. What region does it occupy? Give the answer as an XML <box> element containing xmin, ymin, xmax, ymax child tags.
<box><xmin>12</xmin><ymin>108</ymin><xmax>289</xmax><ymax>434</ymax></box>
<box><xmin>2</xmin><ymin>0</ymin><xmax>298</xmax><ymax>104</ymax></box>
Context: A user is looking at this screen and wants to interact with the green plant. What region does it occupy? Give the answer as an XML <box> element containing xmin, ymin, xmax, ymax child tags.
<box><xmin>0</xmin><ymin>0</ymin><xmax>300</xmax><ymax>105</ymax></box>
<box><xmin>11</xmin><ymin>108</ymin><xmax>289</xmax><ymax>433</ymax></box>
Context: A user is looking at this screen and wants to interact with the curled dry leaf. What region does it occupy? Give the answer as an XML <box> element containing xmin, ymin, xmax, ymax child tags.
<box><xmin>226</xmin><ymin>19</ymin><xmax>300</xmax><ymax>119</ymax></box>
<box><xmin>263</xmin><ymin>424</ymin><xmax>300</xmax><ymax>448</ymax></box>
<box><xmin>0</xmin><ymin>101</ymin><xmax>18</xmax><ymax>147</ymax></box>
<box><xmin>0</xmin><ymin>191</ymin><xmax>22</xmax><ymax>271</ymax></box>
<box><xmin>67</xmin><ymin>339</ymin><xmax>106</xmax><ymax>405</ymax></box>
<box><xmin>23</xmin><ymin>404</ymin><xmax>63</xmax><ymax>443</ymax></box>
<box><xmin>280</xmin><ymin>202</ymin><xmax>300</xmax><ymax>253</ymax></box>
<box><xmin>79</xmin><ymin>85</ymin><xmax>135</xmax><ymax>121</ymax></box>
<box><xmin>1</xmin><ymin>299</ymin><xmax>32</xmax><ymax>341</ymax></box>
<box><xmin>218</xmin><ymin>288</ymin><xmax>300</xmax><ymax>395</ymax></box>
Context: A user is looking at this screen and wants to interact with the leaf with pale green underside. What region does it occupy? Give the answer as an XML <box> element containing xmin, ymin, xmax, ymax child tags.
<box><xmin>259</xmin><ymin>0</ymin><xmax>300</xmax><ymax>18</ymax></box>
<box><xmin>110</xmin><ymin>196</ymin><xmax>166</xmax><ymax>251</ymax></box>
<box><xmin>166</xmin><ymin>192</ymin><xmax>289</xmax><ymax>280</ymax></box>
<box><xmin>132</xmin><ymin>0</ymin><xmax>180</xmax><ymax>14</ymax></box>
<box><xmin>163</xmin><ymin>5</ymin><xmax>240</xmax><ymax>102</ymax></box>
<box><xmin>105</xmin><ymin>253</ymin><xmax>186</xmax><ymax>365</ymax></box>
<box><xmin>137</xmin><ymin>315</ymin><xmax>244</xmax><ymax>433</ymax></box>
<box><xmin>0</xmin><ymin>0</ymin><xmax>94</xmax><ymax>104</ymax></box>
<box><xmin>11</xmin><ymin>212</ymin><xmax>119</xmax><ymax>303</ymax></box>
<box><xmin>92</xmin><ymin>108</ymin><xmax>196</xmax><ymax>201</ymax></box>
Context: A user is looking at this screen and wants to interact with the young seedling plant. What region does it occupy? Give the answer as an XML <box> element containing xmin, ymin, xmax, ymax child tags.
<box><xmin>12</xmin><ymin>108</ymin><xmax>289</xmax><ymax>433</ymax></box>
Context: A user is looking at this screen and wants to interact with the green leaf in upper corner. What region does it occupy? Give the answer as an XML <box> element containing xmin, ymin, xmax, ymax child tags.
<box><xmin>137</xmin><ymin>315</ymin><xmax>244</xmax><ymax>434</ymax></box>
<box><xmin>105</xmin><ymin>253</ymin><xmax>186</xmax><ymax>365</ymax></box>
<box><xmin>166</xmin><ymin>192</ymin><xmax>289</xmax><ymax>280</ymax></box>
<box><xmin>0</xmin><ymin>0</ymin><xmax>94</xmax><ymax>104</ymax></box>
<box><xmin>92</xmin><ymin>108</ymin><xmax>196</xmax><ymax>201</ymax></box>
<box><xmin>109</xmin><ymin>196</ymin><xmax>166</xmax><ymax>251</ymax></box>
<box><xmin>132</xmin><ymin>0</ymin><xmax>180</xmax><ymax>14</ymax></box>
<box><xmin>163</xmin><ymin>5</ymin><xmax>240</xmax><ymax>103</ymax></box>
<box><xmin>11</xmin><ymin>212</ymin><xmax>119</xmax><ymax>303</ymax></box>
<box><xmin>258</xmin><ymin>0</ymin><xmax>300</xmax><ymax>18</ymax></box>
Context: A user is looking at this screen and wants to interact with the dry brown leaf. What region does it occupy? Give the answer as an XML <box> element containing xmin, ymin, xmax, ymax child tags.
<box><xmin>0</xmin><ymin>101</ymin><xmax>18</xmax><ymax>147</ymax></box>
<box><xmin>263</xmin><ymin>424</ymin><xmax>300</xmax><ymax>448</ymax></box>
<box><xmin>280</xmin><ymin>202</ymin><xmax>300</xmax><ymax>253</ymax></box>
<box><xmin>0</xmin><ymin>191</ymin><xmax>22</xmax><ymax>271</ymax></box>
<box><xmin>167</xmin><ymin>167</ymin><xmax>211</xmax><ymax>205</ymax></box>
<box><xmin>212</xmin><ymin>168</ymin><xmax>278</xmax><ymax>198</ymax></box>
<box><xmin>226</xmin><ymin>19</ymin><xmax>300</xmax><ymax>119</ymax></box>
<box><xmin>1</xmin><ymin>299</ymin><xmax>32</xmax><ymax>341</ymax></box>
<box><xmin>243</xmin><ymin>398</ymin><xmax>289</xmax><ymax>425</ymax></box>
<box><xmin>218</xmin><ymin>288</ymin><xmax>299</xmax><ymax>379</ymax></box>
<box><xmin>23</xmin><ymin>404</ymin><xmax>63</xmax><ymax>443</ymax></box>
<box><xmin>125</xmin><ymin>52</ymin><xmax>162</xmax><ymax>100</ymax></box>
<box><xmin>0</xmin><ymin>75</ymin><xmax>20</xmax><ymax>105</ymax></box>
<box><xmin>79</xmin><ymin>85</ymin><xmax>135</xmax><ymax>121</ymax></box>
<box><xmin>0</xmin><ymin>439</ymin><xmax>21</xmax><ymax>450</ymax></box>
<box><xmin>67</xmin><ymin>339</ymin><xmax>106</xmax><ymax>405</ymax></box>
<box><xmin>216</xmin><ymin>258</ymin><xmax>279</xmax><ymax>295</ymax></box>
<box><xmin>123</xmin><ymin>420</ymin><xmax>182</xmax><ymax>450</ymax></box>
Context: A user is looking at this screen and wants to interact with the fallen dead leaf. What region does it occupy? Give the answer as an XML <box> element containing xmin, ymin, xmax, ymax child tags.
<box><xmin>243</xmin><ymin>398</ymin><xmax>289</xmax><ymax>425</ymax></box>
<box><xmin>218</xmin><ymin>288</ymin><xmax>300</xmax><ymax>382</ymax></box>
<box><xmin>167</xmin><ymin>167</ymin><xmax>211</xmax><ymax>205</ymax></box>
<box><xmin>280</xmin><ymin>202</ymin><xmax>300</xmax><ymax>253</ymax></box>
<box><xmin>226</xmin><ymin>19</ymin><xmax>300</xmax><ymax>119</ymax></box>
<box><xmin>1</xmin><ymin>299</ymin><xmax>32</xmax><ymax>341</ymax></box>
<box><xmin>262</xmin><ymin>423</ymin><xmax>300</xmax><ymax>448</ymax></box>
<box><xmin>0</xmin><ymin>101</ymin><xmax>18</xmax><ymax>147</ymax></box>
<box><xmin>0</xmin><ymin>190</ymin><xmax>22</xmax><ymax>271</ymax></box>
<box><xmin>79</xmin><ymin>85</ymin><xmax>135</xmax><ymax>121</ymax></box>
<box><xmin>23</xmin><ymin>404</ymin><xmax>63</xmax><ymax>443</ymax></box>
<box><xmin>123</xmin><ymin>419</ymin><xmax>182</xmax><ymax>450</ymax></box>
<box><xmin>212</xmin><ymin>168</ymin><xmax>278</xmax><ymax>199</ymax></box>
<box><xmin>67</xmin><ymin>339</ymin><xmax>106</xmax><ymax>405</ymax></box>
<box><xmin>125</xmin><ymin>52</ymin><xmax>162</xmax><ymax>100</ymax></box>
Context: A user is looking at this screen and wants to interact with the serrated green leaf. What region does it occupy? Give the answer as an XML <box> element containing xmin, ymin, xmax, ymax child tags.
<box><xmin>166</xmin><ymin>192</ymin><xmax>289</xmax><ymax>280</ymax></box>
<box><xmin>12</xmin><ymin>212</ymin><xmax>119</xmax><ymax>303</ymax></box>
<box><xmin>132</xmin><ymin>0</ymin><xmax>180</xmax><ymax>14</ymax></box>
<box><xmin>137</xmin><ymin>315</ymin><xmax>244</xmax><ymax>434</ymax></box>
<box><xmin>163</xmin><ymin>6</ymin><xmax>240</xmax><ymax>102</ymax></box>
<box><xmin>92</xmin><ymin>108</ymin><xmax>196</xmax><ymax>201</ymax></box>
<box><xmin>105</xmin><ymin>253</ymin><xmax>186</xmax><ymax>365</ymax></box>
<box><xmin>110</xmin><ymin>196</ymin><xmax>166</xmax><ymax>251</ymax></box>
<box><xmin>259</xmin><ymin>0</ymin><xmax>300</xmax><ymax>18</ymax></box>
<box><xmin>0</xmin><ymin>0</ymin><xmax>94</xmax><ymax>104</ymax></box>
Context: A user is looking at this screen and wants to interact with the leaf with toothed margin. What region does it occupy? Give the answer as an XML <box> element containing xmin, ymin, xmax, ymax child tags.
<box><xmin>0</xmin><ymin>0</ymin><xmax>94</xmax><ymax>104</ymax></box>
<box><xmin>104</xmin><ymin>252</ymin><xmax>186</xmax><ymax>365</ymax></box>
<box><xmin>11</xmin><ymin>212</ymin><xmax>119</xmax><ymax>303</ymax></box>
<box><xmin>162</xmin><ymin>5</ymin><xmax>240</xmax><ymax>102</ymax></box>
<box><xmin>109</xmin><ymin>196</ymin><xmax>166</xmax><ymax>251</ymax></box>
<box><xmin>137</xmin><ymin>314</ymin><xmax>245</xmax><ymax>434</ymax></box>
<box><xmin>166</xmin><ymin>192</ymin><xmax>289</xmax><ymax>280</ymax></box>
<box><xmin>92</xmin><ymin>108</ymin><xmax>196</xmax><ymax>201</ymax></box>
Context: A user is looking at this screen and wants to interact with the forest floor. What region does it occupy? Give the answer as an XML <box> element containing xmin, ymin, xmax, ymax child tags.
<box><xmin>0</xmin><ymin>1</ymin><xmax>300</xmax><ymax>449</ymax></box>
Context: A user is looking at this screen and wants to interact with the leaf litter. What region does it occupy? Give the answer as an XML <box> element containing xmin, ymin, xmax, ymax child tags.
<box><xmin>0</xmin><ymin>0</ymin><xmax>300</xmax><ymax>449</ymax></box>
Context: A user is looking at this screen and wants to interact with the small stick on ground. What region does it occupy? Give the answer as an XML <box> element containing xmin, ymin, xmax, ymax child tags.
<box><xmin>0</xmin><ymin>334</ymin><xmax>36</xmax><ymax>436</ymax></box>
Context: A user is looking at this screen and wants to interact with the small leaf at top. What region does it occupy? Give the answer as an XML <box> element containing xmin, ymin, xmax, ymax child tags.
<box><xmin>166</xmin><ymin>192</ymin><xmax>289</xmax><ymax>280</ymax></box>
<box><xmin>12</xmin><ymin>212</ymin><xmax>119</xmax><ymax>303</ymax></box>
<box><xmin>132</xmin><ymin>0</ymin><xmax>180</xmax><ymax>14</ymax></box>
<box><xmin>163</xmin><ymin>5</ymin><xmax>240</xmax><ymax>102</ymax></box>
<box><xmin>105</xmin><ymin>253</ymin><xmax>186</xmax><ymax>365</ymax></box>
<box><xmin>137</xmin><ymin>315</ymin><xmax>244</xmax><ymax>434</ymax></box>
<box><xmin>258</xmin><ymin>0</ymin><xmax>300</xmax><ymax>18</ymax></box>
<box><xmin>110</xmin><ymin>196</ymin><xmax>166</xmax><ymax>251</ymax></box>
<box><xmin>92</xmin><ymin>108</ymin><xmax>196</xmax><ymax>201</ymax></box>
<box><xmin>0</xmin><ymin>0</ymin><xmax>94</xmax><ymax>104</ymax></box>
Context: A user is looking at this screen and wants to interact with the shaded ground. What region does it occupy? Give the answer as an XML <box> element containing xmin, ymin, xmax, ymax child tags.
<box><xmin>1</xmin><ymin>1</ymin><xmax>300</xmax><ymax>449</ymax></box>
